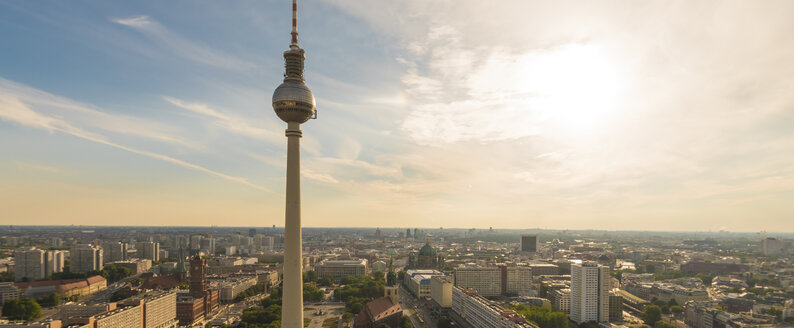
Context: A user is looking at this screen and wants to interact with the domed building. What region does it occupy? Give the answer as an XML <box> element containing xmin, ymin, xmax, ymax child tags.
<box><xmin>408</xmin><ymin>240</ymin><xmax>444</xmax><ymax>269</ymax></box>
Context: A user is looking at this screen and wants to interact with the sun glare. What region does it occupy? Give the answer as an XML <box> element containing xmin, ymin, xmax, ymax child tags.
<box><xmin>520</xmin><ymin>44</ymin><xmax>625</xmax><ymax>137</ymax></box>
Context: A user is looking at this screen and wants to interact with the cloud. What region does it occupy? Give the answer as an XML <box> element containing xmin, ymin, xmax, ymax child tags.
<box><xmin>0</xmin><ymin>83</ymin><xmax>270</xmax><ymax>193</ymax></box>
<box><xmin>0</xmin><ymin>78</ymin><xmax>198</xmax><ymax>149</ymax></box>
<box><xmin>111</xmin><ymin>15</ymin><xmax>255</xmax><ymax>70</ymax></box>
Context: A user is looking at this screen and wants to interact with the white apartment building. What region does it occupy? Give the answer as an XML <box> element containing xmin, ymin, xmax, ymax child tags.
<box><xmin>452</xmin><ymin>287</ymin><xmax>537</xmax><ymax>328</ymax></box>
<box><xmin>14</xmin><ymin>247</ymin><xmax>45</xmax><ymax>281</ymax></box>
<box><xmin>570</xmin><ymin>261</ymin><xmax>610</xmax><ymax>324</ymax></box>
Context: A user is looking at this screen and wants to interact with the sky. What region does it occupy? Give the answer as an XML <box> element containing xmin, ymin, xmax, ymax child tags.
<box><xmin>1</xmin><ymin>1</ymin><xmax>793</xmax><ymax>232</ymax></box>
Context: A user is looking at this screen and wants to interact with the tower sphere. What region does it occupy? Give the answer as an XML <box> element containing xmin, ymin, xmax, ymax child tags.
<box><xmin>273</xmin><ymin>81</ymin><xmax>315</xmax><ymax>123</ymax></box>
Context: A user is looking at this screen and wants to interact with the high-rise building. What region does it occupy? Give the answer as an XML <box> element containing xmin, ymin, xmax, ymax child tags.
<box><xmin>71</xmin><ymin>244</ymin><xmax>103</xmax><ymax>273</ymax></box>
<box><xmin>271</xmin><ymin>0</ymin><xmax>317</xmax><ymax>326</ymax></box>
<box><xmin>199</xmin><ymin>238</ymin><xmax>215</xmax><ymax>255</ymax></box>
<box><xmin>45</xmin><ymin>250</ymin><xmax>65</xmax><ymax>277</ymax></box>
<box><xmin>248</xmin><ymin>228</ymin><xmax>257</xmax><ymax>237</ymax></box>
<box><xmin>106</xmin><ymin>242</ymin><xmax>128</xmax><ymax>262</ymax></box>
<box><xmin>14</xmin><ymin>247</ymin><xmax>45</xmax><ymax>281</ymax></box>
<box><xmin>570</xmin><ymin>261</ymin><xmax>610</xmax><ymax>324</ymax></box>
<box><xmin>521</xmin><ymin>235</ymin><xmax>538</xmax><ymax>253</ymax></box>
<box><xmin>190</xmin><ymin>235</ymin><xmax>202</xmax><ymax>250</ymax></box>
<box><xmin>136</xmin><ymin>242</ymin><xmax>160</xmax><ymax>262</ymax></box>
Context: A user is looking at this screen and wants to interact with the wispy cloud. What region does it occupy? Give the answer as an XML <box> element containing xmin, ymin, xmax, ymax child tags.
<box><xmin>111</xmin><ymin>15</ymin><xmax>255</xmax><ymax>71</ymax></box>
<box><xmin>0</xmin><ymin>81</ymin><xmax>270</xmax><ymax>192</ymax></box>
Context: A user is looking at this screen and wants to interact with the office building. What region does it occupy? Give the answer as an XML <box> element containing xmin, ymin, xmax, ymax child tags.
<box><xmin>430</xmin><ymin>276</ymin><xmax>453</xmax><ymax>308</ymax></box>
<box><xmin>71</xmin><ymin>244</ymin><xmax>103</xmax><ymax>273</ymax></box>
<box><xmin>404</xmin><ymin>270</ymin><xmax>444</xmax><ymax>298</ymax></box>
<box><xmin>219</xmin><ymin>276</ymin><xmax>258</xmax><ymax>302</ymax></box>
<box><xmin>570</xmin><ymin>261</ymin><xmax>610</xmax><ymax>324</ymax></box>
<box><xmin>454</xmin><ymin>266</ymin><xmax>532</xmax><ymax>297</ymax></box>
<box><xmin>105</xmin><ymin>242</ymin><xmax>128</xmax><ymax>262</ymax></box>
<box><xmin>316</xmin><ymin>259</ymin><xmax>368</xmax><ymax>282</ymax></box>
<box><xmin>521</xmin><ymin>235</ymin><xmax>538</xmax><ymax>253</ymax></box>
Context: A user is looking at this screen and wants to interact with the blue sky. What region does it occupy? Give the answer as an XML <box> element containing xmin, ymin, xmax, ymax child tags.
<box><xmin>1</xmin><ymin>1</ymin><xmax>793</xmax><ymax>231</ymax></box>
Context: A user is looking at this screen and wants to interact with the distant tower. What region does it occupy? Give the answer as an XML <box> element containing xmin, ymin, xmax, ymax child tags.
<box><xmin>272</xmin><ymin>0</ymin><xmax>316</xmax><ymax>327</ymax></box>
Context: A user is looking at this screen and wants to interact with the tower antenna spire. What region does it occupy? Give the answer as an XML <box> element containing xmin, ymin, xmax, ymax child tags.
<box><xmin>291</xmin><ymin>0</ymin><xmax>299</xmax><ymax>47</ymax></box>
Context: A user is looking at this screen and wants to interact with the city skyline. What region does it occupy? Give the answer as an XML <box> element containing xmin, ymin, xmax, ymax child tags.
<box><xmin>2</xmin><ymin>1</ymin><xmax>794</xmax><ymax>231</ymax></box>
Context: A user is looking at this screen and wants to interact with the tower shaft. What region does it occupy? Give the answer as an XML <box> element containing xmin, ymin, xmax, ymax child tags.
<box><xmin>282</xmin><ymin>121</ymin><xmax>304</xmax><ymax>328</ymax></box>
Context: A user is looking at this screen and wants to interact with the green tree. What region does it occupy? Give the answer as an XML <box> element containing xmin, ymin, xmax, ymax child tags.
<box><xmin>642</xmin><ymin>305</ymin><xmax>662</xmax><ymax>326</ymax></box>
<box><xmin>654</xmin><ymin>321</ymin><xmax>677</xmax><ymax>328</ymax></box>
<box><xmin>35</xmin><ymin>293</ymin><xmax>60</xmax><ymax>307</ymax></box>
<box><xmin>304</xmin><ymin>284</ymin><xmax>325</xmax><ymax>302</ymax></box>
<box><xmin>2</xmin><ymin>297</ymin><xmax>43</xmax><ymax>321</ymax></box>
<box><xmin>318</xmin><ymin>277</ymin><xmax>334</xmax><ymax>287</ymax></box>
<box><xmin>400</xmin><ymin>316</ymin><xmax>414</xmax><ymax>328</ymax></box>
<box><xmin>670</xmin><ymin>305</ymin><xmax>684</xmax><ymax>315</ymax></box>
<box><xmin>303</xmin><ymin>270</ymin><xmax>317</xmax><ymax>283</ymax></box>
<box><xmin>437</xmin><ymin>317</ymin><xmax>452</xmax><ymax>328</ymax></box>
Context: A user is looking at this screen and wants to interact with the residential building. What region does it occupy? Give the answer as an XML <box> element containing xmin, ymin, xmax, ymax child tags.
<box><xmin>71</xmin><ymin>244</ymin><xmax>103</xmax><ymax>273</ymax></box>
<box><xmin>454</xmin><ymin>266</ymin><xmax>532</xmax><ymax>297</ymax></box>
<box><xmin>14</xmin><ymin>247</ymin><xmax>45</xmax><ymax>282</ymax></box>
<box><xmin>105</xmin><ymin>242</ymin><xmax>128</xmax><ymax>262</ymax></box>
<box><xmin>93</xmin><ymin>302</ymin><xmax>143</xmax><ymax>328</ymax></box>
<box><xmin>44</xmin><ymin>251</ymin><xmax>65</xmax><ymax>278</ymax></box>
<box><xmin>136</xmin><ymin>242</ymin><xmax>160</xmax><ymax>262</ymax></box>
<box><xmin>570</xmin><ymin>261</ymin><xmax>609</xmax><ymax>324</ymax></box>
<box><xmin>549</xmin><ymin>288</ymin><xmax>570</xmax><ymax>314</ymax></box>
<box><xmin>452</xmin><ymin>287</ymin><xmax>537</xmax><ymax>328</ymax></box>
<box><xmin>0</xmin><ymin>282</ymin><xmax>20</xmax><ymax>304</ymax></box>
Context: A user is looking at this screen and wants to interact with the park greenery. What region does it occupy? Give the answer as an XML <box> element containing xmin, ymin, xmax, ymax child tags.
<box><xmin>642</xmin><ymin>305</ymin><xmax>663</xmax><ymax>326</ymax></box>
<box><xmin>1</xmin><ymin>297</ymin><xmax>42</xmax><ymax>321</ymax></box>
<box><xmin>333</xmin><ymin>272</ymin><xmax>386</xmax><ymax>315</ymax></box>
<box><xmin>508</xmin><ymin>304</ymin><xmax>568</xmax><ymax>328</ymax></box>
<box><xmin>235</xmin><ymin>283</ymin><xmax>266</xmax><ymax>302</ymax></box>
<box><xmin>240</xmin><ymin>283</ymin><xmax>325</xmax><ymax>327</ymax></box>
<box><xmin>34</xmin><ymin>293</ymin><xmax>60</xmax><ymax>307</ymax></box>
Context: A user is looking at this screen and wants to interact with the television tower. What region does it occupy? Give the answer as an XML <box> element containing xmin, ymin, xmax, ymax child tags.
<box><xmin>272</xmin><ymin>0</ymin><xmax>316</xmax><ymax>327</ymax></box>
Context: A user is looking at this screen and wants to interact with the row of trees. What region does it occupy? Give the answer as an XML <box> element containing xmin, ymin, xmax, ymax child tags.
<box><xmin>235</xmin><ymin>283</ymin><xmax>266</xmax><ymax>302</ymax></box>
<box><xmin>508</xmin><ymin>305</ymin><xmax>568</xmax><ymax>328</ymax></box>
<box><xmin>48</xmin><ymin>264</ymin><xmax>134</xmax><ymax>284</ymax></box>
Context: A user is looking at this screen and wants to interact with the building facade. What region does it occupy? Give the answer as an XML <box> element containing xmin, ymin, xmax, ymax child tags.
<box><xmin>316</xmin><ymin>259</ymin><xmax>367</xmax><ymax>282</ymax></box>
<box><xmin>71</xmin><ymin>244</ymin><xmax>103</xmax><ymax>273</ymax></box>
<box><xmin>452</xmin><ymin>287</ymin><xmax>537</xmax><ymax>328</ymax></box>
<box><xmin>105</xmin><ymin>242</ymin><xmax>128</xmax><ymax>262</ymax></box>
<box><xmin>570</xmin><ymin>261</ymin><xmax>610</xmax><ymax>324</ymax></box>
<box><xmin>521</xmin><ymin>235</ymin><xmax>538</xmax><ymax>253</ymax></box>
<box><xmin>454</xmin><ymin>266</ymin><xmax>532</xmax><ymax>297</ymax></box>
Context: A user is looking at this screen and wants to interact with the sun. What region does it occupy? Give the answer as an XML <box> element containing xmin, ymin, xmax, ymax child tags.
<box><xmin>519</xmin><ymin>44</ymin><xmax>626</xmax><ymax>137</ymax></box>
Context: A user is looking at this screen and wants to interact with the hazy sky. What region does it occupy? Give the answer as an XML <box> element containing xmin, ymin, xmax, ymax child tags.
<box><xmin>1</xmin><ymin>1</ymin><xmax>793</xmax><ymax>231</ymax></box>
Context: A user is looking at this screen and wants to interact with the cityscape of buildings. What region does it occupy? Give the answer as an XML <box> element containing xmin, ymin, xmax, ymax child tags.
<box><xmin>1</xmin><ymin>1</ymin><xmax>793</xmax><ymax>328</ymax></box>
<box><xmin>0</xmin><ymin>227</ymin><xmax>793</xmax><ymax>327</ymax></box>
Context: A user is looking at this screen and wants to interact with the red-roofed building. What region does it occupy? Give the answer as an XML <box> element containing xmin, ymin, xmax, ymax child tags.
<box><xmin>353</xmin><ymin>297</ymin><xmax>402</xmax><ymax>328</ymax></box>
